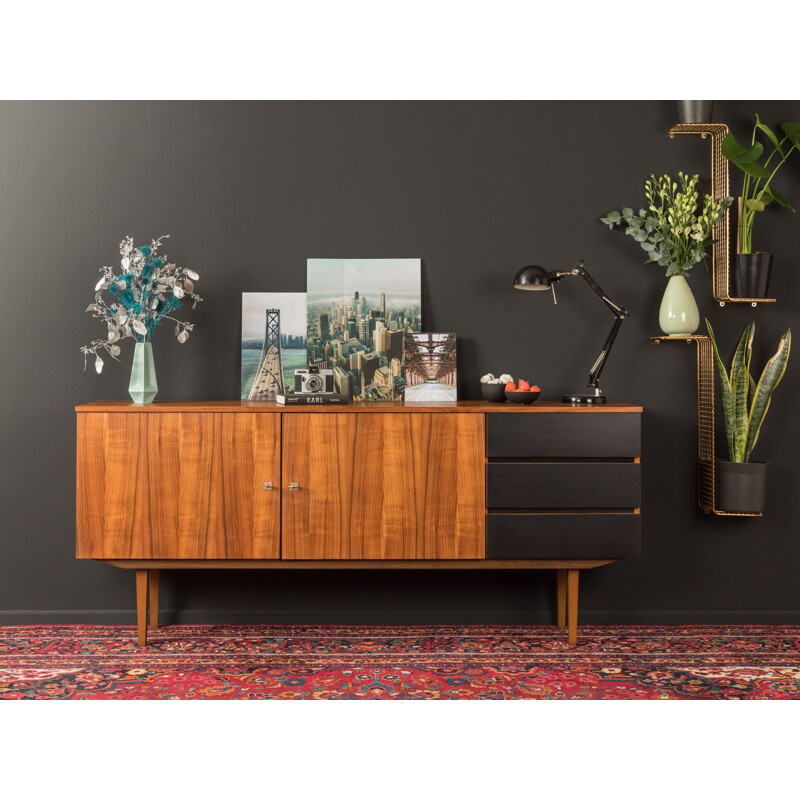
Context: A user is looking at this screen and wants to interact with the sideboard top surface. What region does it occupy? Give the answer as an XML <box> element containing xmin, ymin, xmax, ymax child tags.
<box><xmin>76</xmin><ymin>400</ymin><xmax>642</xmax><ymax>414</ymax></box>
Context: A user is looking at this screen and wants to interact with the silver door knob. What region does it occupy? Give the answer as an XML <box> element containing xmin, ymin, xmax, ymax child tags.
<box><xmin>262</xmin><ymin>481</ymin><xmax>274</xmax><ymax>491</ymax></box>
<box><xmin>288</xmin><ymin>481</ymin><xmax>300</xmax><ymax>492</ymax></box>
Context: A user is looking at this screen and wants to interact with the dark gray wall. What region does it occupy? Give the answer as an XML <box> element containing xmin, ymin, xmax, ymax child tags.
<box><xmin>1</xmin><ymin>101</ymin><xmax>798</xmax><ymax>624</ymax></box>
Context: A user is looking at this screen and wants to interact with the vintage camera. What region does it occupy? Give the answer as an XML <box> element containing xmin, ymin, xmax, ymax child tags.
<box><xmin>294</xmin><ymin>366</ymin><xmax>334</xmax><ymax>394</ymax></box>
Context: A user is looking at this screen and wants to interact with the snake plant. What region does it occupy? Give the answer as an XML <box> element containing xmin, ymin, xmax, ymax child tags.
<box><xmin>706</xmin><ymin>319</ymin><xmax>791</xmax><ymax>463</ymax></box>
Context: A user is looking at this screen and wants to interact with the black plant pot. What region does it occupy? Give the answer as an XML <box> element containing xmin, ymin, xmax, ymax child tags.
<box><xmin>733</xmin><ymin>253</ymin><xmax>773</xmax><ymax>298</ymax></box>
<box><xmin>716</xmin><ymin>460</ymin><xmax>768</xmax><ymax>514</ymax></box>
<box><xmin>677</xmin><ymin>100</ymin><xmax>714</xmax><ymax>124</ymax></box>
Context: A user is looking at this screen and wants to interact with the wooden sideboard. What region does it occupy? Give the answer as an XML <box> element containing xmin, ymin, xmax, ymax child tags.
<box><xmin>76</xmin><ymin>400</ymin><xmax>642</xmax><ymax>645</ymax></box>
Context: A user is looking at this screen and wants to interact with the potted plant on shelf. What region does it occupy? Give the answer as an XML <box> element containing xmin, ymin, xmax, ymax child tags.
<box><xmin>601</xmin><ymin>173</ymin><xmax>733</xmax><ymax>336</ymax></box>
<box><xmin>722</xmin><ymin>115</ymin><xmax>800</xmax><ymax>298</ymax></box>
<box><xmin>705</xmin><ymin>319</ymin><xmax>791</xmax><ymax>514</ymax></box>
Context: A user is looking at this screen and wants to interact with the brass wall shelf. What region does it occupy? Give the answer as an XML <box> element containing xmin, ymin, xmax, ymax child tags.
<box><xmin>651</xmin><ymin>334</ymin><xmax>762</xmax><ymax>517</ymax></box>
<box><xmin>666</xmin><ymin>123</ymin><xmax>776</xmax><ymax>308</ymax></box>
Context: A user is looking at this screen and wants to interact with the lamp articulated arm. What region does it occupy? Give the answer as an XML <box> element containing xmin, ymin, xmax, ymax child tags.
<box><xmin>548</xmin><ymin>260</ymin><xmax>629</xmax><ymax>394</ymax></box>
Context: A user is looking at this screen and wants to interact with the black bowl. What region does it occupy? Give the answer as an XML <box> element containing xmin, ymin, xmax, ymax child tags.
<box><xmin>481</xmin><ymin>383</ymin><xmax>507</xmax><ymax>403</ymax></box>
<box><xmin>504</xmin><ymin>390</ymin><xmax>540</xmax><ymax>405</ymax></box>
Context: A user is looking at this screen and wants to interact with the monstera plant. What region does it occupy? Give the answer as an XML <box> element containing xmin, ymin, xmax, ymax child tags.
<box><xmin>722</xmin><ymin>116</ymin><xmax>800</xmax><ymax>298</ymax></box>
<box><xmin>706</xmin><ymin>319</ymin><xmax>791</xmax><ymax>513</ymax></box>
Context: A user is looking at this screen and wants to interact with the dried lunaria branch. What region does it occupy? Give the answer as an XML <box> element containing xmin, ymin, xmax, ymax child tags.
<box><xmin>81</xmin><ymin>236</ymin><xmax>201</xmax><ymax>373</ymax></box>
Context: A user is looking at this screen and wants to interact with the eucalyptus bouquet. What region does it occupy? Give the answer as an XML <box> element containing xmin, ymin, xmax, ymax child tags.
<box><xmin>601</xmin><ymin>172</ymin><xmax>733</xmax><ymax>276</ymax></box>
<box><xmin>81</xmin><ymin>236</ymin><xmax>201</xmax><ymax>373</ymax></box>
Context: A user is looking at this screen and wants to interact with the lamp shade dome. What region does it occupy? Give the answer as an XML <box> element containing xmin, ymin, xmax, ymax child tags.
<box><xmin>513</xmin><ymin>265</ymin><xmax>551</xmax><ymax>290</ymax></box>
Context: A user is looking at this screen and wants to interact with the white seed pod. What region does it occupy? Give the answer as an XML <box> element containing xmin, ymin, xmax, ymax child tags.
<box><xmin>173</xmin><ymin>285</ymin><xmax>184</xmax><ymax>299</ymax></box>
<box><xmin>184</xmin><ymin>279</ymin><xmax>194</xmax><ymax>292</ymax></box>
<box><xmin>95</xmin><ymin>355</ymin><xmax>103</xmax><ymax>374</ymax></box>
<box><xmin>177</xmin><ymin>330</ymin><xmax>189</xmax><ymax>344</ymax></box>
<box><xmin>94</xmin><ymin>278</ymin><xmax>106</xmax><ymax>291</ymax></box>
<box><xmin>151</xmin><ymin>298</ymin><xmax>160</xmax><ymax>309</ymax></box>
<box><xmin>110</xmin><ymin>345</ymin><xmax>121</xmax><ymax>357</ymax></box>
<box><xmin>132</xmin><ymin>319</ymin><xmax>147</xmax><ymax>336</ymax></box>
<box><xmin>121</xmin><ymin>256</ymin><xmax>130</xmax><ymax>270</ymax></box>
<box><xmin>186</xmin><ymin>269</ymin><xmax>199</xmax><ymax>281</ymax></box>
<box><xmin>107</xmin><ymin>328</ymin><xmax>119</xmax><ymax>343</ymax></box>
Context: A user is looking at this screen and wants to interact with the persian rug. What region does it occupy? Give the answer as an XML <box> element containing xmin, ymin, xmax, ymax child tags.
<box><xmin>0</xmin><ymin>624</ymin><xmax>798</xmax><ymax>700</ymax></box>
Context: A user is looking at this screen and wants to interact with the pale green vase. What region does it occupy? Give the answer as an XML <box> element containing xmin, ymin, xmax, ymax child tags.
<box><xmin>129</xmin><ymin>342</ymin><xmax>158</xmax><ymax>404</ymax></box>
<box><xmin>658</xmin><ymin>275</ymin><xmax>700</xmax><ymax>336</ymax></box>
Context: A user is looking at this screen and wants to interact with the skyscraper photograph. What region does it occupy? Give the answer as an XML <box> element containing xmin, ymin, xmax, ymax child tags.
<box><xmin>306</xmin><ymin>259</ymin><xmax>422</xmax><ymax>401</ymax></box>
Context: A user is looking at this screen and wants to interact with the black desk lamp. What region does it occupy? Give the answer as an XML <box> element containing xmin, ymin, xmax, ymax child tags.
<box><xmin>513</xmin><ymin>259</ymin><xmax>628</xmax><ymax>405</ymax></box>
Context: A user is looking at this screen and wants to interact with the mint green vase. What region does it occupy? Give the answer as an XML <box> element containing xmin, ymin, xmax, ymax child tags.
<box><xmin>129</xmin><ymin>342</ymin><xmax>158</xmax><ymax>404</ymax></box>
<box><xmin>658</xmin><ymin>275</ymin><xmax>700</xmax><ymax>336</ymax></box>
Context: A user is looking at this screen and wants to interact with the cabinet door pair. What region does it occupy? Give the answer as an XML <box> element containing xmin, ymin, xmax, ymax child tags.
<box><xmin>77</xmin><ymin>412</ymin><xmax>485</xmax><ymax>560</ymax></box>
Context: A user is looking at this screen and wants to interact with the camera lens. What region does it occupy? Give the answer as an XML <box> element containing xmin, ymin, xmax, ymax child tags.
<box><xmin>305</xmin><ymin>375</ymin><xmax>323</xmax><ymax>392</ymax></box>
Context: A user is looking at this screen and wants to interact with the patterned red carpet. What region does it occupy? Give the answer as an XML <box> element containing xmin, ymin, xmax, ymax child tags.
<box><xmin>1</xmin><ymin>624</ymin><xmax>798</xmax><ymax>699</ymax></box>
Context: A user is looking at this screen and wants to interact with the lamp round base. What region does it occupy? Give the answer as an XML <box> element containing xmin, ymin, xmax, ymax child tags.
<box><xmin>562</xmin><ymin>393</ymin><xmax>608</xmax><ymax>405</ymax></box>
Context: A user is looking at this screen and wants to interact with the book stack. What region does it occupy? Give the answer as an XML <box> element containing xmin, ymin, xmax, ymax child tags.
<box><xmin>276</xmin><ymin>393</ymin><xmax>349</xmax><ymax>405</ymax></box>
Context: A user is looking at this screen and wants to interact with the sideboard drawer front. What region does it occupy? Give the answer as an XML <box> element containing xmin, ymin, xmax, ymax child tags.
<box><xmin>486</xmin><ymin>514</ymin><xmax>641</xmax><ymax>559</ymax></box>
<box><xmin>487</xmin><ymin>413</ymin><xmax>640</xmax><ymax>459</ymax></box>
<box><xmin>486</xmin><ymin>463</ymin><xmax>640</xmax><ymax>509</ymax></box>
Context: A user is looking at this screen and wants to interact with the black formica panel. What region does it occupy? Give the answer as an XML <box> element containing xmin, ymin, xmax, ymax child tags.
<box><xmin>487</xmin><ymin>413</ymin><xmax>641</xmax><ymax>459</ymax></box>
<box><xmin>486</xmin><ymin>463</ymin><xmax>641</xmax><ymax>509</ymax></box>
<box><xmin>486</xmin><ymin>514</ymin><xmax>641</xmax><ymax>559</ymax></box>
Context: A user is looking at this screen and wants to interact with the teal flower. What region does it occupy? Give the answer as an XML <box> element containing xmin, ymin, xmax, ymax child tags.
<box><xmin>140</xmin><ymin>245</ymin><xmax>152</xmax><ymax>257</ymax></box>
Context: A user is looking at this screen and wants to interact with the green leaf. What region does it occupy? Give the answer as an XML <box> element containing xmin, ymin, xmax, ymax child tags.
<box><xmin>706</xmin><ymin>319</ymin><xmax>735</xmax><ymax>461</ymax></box>
<box><xmin>780</xmin><ymin>122</ymin><xmax>800</xmax><ymax>149</ymax></box>
<box><xmin>731</xmin><ymin>324</ymin><xmax>754</xmax><ymax>461</ymax></box>
<box><xmin>763</xmin><ymin>186</ymin><xmax>795</xmax><ymax>212</ymax></box>
<box><xmin>640</xmin><ymin>242</ymin><xmax>656</xmax><ymax>251</ymax></box>
<box><xmin>755</xmin><ymin>114</ymin><xmax>783</xmax><ymax>156</ymax></box>
<box><xmin>744</xmin><ymin>328</ymin><xmax>791</xmax><ymax>461</ymax></box>
<box><xmin>734</xmin><ymin>141</ymin><xmax>764</xmax><ymax>164</ymax></box>
<box><xmin>745</xmin><ymin>199</ymin><xmax>766</xmax><ymax>212</ymax></box>
<box><xmin>721</xmin><ymin>132</ymin><xmax>746</xmax><ymax>160</ymax></box>
<box><xmin>731</xmin><ymin>323</ymin><xmax>754</xmax><ymax>386</ymax></box>
<box><xmin>622</xmin><ymin>207</ymin><xmax>633</xmax><ymax>220</ymax></box>
<box><xmin>736</xmin><ymin>160</ymin><xmax>771</xmax><ymax>179</ymax></box>
<box><xmin>732</xmin><ymin>361</ymin><xmax>750</xmax><ymax>462</ymax></box>
<box><xmin>632</xmin><ymin>228</ymin><xmax>648</xmax><ymax>242</ymax></box>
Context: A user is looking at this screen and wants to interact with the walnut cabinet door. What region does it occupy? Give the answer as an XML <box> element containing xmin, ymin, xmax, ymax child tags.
<box><xmin>76</xmin><ymin>412</ymin><xmax>281</xmax><ymax>559</ymax></box>
<box><xmin>281</xmin><ymin>413</ymin><xmax>485</xmax><ymax>559</ymax></box>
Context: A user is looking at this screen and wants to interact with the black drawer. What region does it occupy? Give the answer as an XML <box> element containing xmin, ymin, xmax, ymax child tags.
<box><xmin>486</xmin><ymin>463</ymin><xmax>640</xmax><ymax>509</ymax></box>
<box><xmin>487</xmin><ymin>413</ymin><xmax>640</xmax><ymax>459</ymax></box>
<box><xmin>486</xmin><ymin>513</ymin><xmax>641</xmax><ymax>559</ymax></box>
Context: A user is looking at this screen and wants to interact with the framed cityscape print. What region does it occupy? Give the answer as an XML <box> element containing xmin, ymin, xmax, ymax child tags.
<box><xmin>306</xmin><ymin>258</ymin><xmax>422</xmax><ymax>401</ymax></box>
<box><xmin>404</xmin><ymin>332</ymin><xmax>457</xmax><ymax>402</ymax></box>
<box><xmin>241</xmin><ymin>292</ymin><xmax>307</xmax><ymax>400</ymax></box>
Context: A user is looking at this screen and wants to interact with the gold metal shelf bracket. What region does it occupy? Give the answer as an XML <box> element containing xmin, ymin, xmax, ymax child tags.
<box><xmin>666</xmin><ymin>123</ymin><xmax>776</xmax><ymax>308</ymax></box>
<box><xmin>651</xmin><ymin>334</ymin><xmax>762</xmax><ymax>517</ymax></box>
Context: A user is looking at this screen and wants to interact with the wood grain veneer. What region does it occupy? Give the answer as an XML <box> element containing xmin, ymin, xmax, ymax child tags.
<box><xmin>76</xmin><ymin>400</ymin><xmax>643</xmax><ymax>413</ymax></box>
<box><xmin>77</xmin><ymin>412</ymin><xmax>281</xmax><ymax>559</ymax></box>
<box><xmin>281</xmin><ymin>412</ymin><xmax>485</xmax><ymax>559</ymax></box>
<box><xmin>101</xmin><ymin>558</ymin><xmax>616</xmax><ymax>569</ymax></box>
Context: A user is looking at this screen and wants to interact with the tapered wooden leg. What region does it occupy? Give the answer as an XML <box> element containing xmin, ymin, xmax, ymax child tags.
<box><xmin>556</xmin><ymin>570</ymin><xmax>567</xmax><ymax>628</ymax></box>
<box><xmin>567</xmin><ymin>569</ymin><xmax>580</xmax><ymax>647</ymax></box>
<box><xmin>148</xmin><ymin>569</ymin><xmax>159</xmax><ymax>629</ymax></box>
<box><xmin>135</xmin><ymin>569</ymin><xmax>148</xmax><ymax>647</ymax></box>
